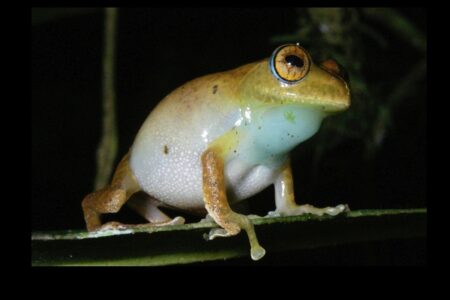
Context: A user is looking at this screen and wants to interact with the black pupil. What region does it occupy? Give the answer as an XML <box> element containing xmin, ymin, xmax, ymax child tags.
<box><xmin>285</xmin><ymin>55</ymin><xmax>304</xmax><ymax>67</ymax></box>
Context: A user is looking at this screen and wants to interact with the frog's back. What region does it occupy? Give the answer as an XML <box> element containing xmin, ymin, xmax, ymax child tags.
<box><xmin>130</xmin><ymin>64</ymin><xmax>255</xmax><ymax>212</ymax></box>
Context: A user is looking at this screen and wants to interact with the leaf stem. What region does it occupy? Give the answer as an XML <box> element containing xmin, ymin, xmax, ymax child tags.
<box><xmin>94</xmin><ymin>8</ymin><xmax>119</xmax><ymax>190</ymax></box>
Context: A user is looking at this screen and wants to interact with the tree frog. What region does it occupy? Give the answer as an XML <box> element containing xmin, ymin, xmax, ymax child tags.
<box><xmin>82</xmin><ymin>43</ymin><xmax>351</xmax><ymax>260</ymax></box>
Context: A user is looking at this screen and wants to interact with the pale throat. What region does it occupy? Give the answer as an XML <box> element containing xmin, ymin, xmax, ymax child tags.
<box><xmin>248</xmin><ymin>103</ymin><xmax>326</xmax><ymax>156</ymax></box>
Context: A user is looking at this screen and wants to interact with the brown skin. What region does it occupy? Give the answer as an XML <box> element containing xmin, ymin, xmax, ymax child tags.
<box><xmin>81</xmin><ymin>153</ymin><xmax>140</xmax><ymax>231</ymax></box>
<box><xmin>201</xmin><ymin>148</ymin><xmax>265</xmax><ymax>259</ymax></box>
<box><xmin>201</xmin><ymin>149</ymin><xmax>241</xmax><ymax>235</ymax></box>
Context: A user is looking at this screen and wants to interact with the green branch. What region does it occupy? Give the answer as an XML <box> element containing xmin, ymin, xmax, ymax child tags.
<box><xmin>362</xmin><ymin>8</ymin><xmax>426</xmax><ymax>53</ymax></box>
<box><xmin>94</xmin><ymin>8</ymin><xmax>119</xmax><ymax>190</ymax></box>
<box><xmin>32</xmin><ymin>208</ymin><xmax>426</xmax><ymax>266</ymax></box>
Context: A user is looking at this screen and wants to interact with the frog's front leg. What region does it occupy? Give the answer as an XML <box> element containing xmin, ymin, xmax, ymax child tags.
<box><xmin>269</xmin><ymin>158</ymin><xmax>349</xmax><ymax>217</ymax></box>
<box><xmin>201</xmin><ymin>149</ymin><xmax>266</xmax><ymax>261</ymax></box>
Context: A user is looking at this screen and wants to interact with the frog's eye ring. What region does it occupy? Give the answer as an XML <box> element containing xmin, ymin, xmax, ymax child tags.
<box><xmin>270</xmin><ymin>44</ymin><xmax>311</xmax><ymax>84</ymax></box>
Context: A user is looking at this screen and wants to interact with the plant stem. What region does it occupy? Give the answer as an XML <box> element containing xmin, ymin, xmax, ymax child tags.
<box><xmin>94</xmin><ymin>8</ymin><xmax>119</xmax><ymax>190</ymax></box>
<box><xmin>362</xmin><ymin>8</ymin><xmax>426</xmax><ymax>53</ymax></box>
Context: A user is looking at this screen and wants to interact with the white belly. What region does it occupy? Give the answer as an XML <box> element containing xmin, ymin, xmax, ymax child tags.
<box><xmin>224</xmin><ymin>159</ymin><xmax>279</xmax><ymax>202</ymax></box>
<box><xmin>128</xmin><ymin>91</ymin><xmax>280</xmax><ymax>211</ymax></box>
<box><xmin>130</xmin><ymin>138</ymin><xmax>205</xmax><ymax>211</ymax></box>
<box><xmin>130</xmin><ymin>132</ymin><xmax>280</xmax><ymax>212</ymax></box>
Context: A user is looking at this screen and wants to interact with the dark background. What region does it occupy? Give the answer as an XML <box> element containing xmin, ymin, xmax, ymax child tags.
<box><xmin>31</xmin><ymin>8</ymin><xmax>426</xmax><ymax>265</ymax></box>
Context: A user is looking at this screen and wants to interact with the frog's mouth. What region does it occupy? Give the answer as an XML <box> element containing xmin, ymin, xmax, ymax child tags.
<box><xmin>318</xmin><ymin>101</ymin><xmax>350</xmax><ymax>114</ymax></box>
<box><xmin>291</xmin><ymin>100</ymin><xmax>349</xmax><ymax>114</ymax></box>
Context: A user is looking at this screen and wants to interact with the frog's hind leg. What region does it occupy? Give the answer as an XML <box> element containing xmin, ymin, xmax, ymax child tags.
<box><xmin>127</xmin><ymin>195</ymin><xmax>185</xmax><ymax>226</ymax></box>
<box><xmin>82</xmin><ymin>152</ymin><xmax>185</xmax><ymax>231</ymax></box>
<box><xmin>81</xmin><ymin>152</ymin><xmax>141</xmax><ymax>231</ymax></box>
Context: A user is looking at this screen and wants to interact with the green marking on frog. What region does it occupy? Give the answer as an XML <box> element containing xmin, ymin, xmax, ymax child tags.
<box><xmin>284</xmin><ymin>111</ymin><xmax>296</xmax><ymax>124</ymax></box>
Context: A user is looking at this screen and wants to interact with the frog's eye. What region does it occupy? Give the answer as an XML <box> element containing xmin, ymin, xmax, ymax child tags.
<box><xmin>270</xmin><ymin>44</ymin><xmax>311</xmax><ymax>84</ymax></box>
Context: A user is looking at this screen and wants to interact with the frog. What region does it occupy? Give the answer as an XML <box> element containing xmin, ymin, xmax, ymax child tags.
<box><xmin>82</xmin><ymin>43</ymin><xmax>351</xmax><ymax>261</ymax></box>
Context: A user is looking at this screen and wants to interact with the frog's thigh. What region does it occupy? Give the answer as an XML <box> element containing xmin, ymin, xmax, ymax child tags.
<box><xmin>127</xmin><ymin>195</ymin><xmax>185</xmax><ymax>226</ymax></box>
<box><xmin>270</xmin><ymin>158</ymin><xmax>349</xmax><ymax>217</ymax></box>
<box><xmin>82</xmin><ymin>153</ymin><xmax>140</xmax><ymax>231</ymax></box>
<box><xmin>201</xmin><ymin>148</ymin><xmax>265</xmax><ymax>260</ymax></box>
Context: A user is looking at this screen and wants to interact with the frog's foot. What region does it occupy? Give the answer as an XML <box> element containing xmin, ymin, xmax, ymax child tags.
<box><xmin>204</xmin><ymin>227</ymin><xmax>266</xmax><ymax>261</ymax></box>
<box><xmin>127</xmin><ymin>194</ymin><xmax>185</xmax><ymax>226</ymax></box>
<box><xmin>199</xmin><ymin>214</ymin><xmax>215</xmax><ymax>223</ymax></box>
<box><xmin>134</xmin><ymin>216</ymin><xmax>185</xmax><ymax>228</ymax></box>
<box><xmin>97</xmin><ymin>221</ymin><xmax>130</xmax><ymax>231</ymax></box>
<box><xmin>247</xmin><ymin>214</ymin><xmax>263</xmax><ymax>220</ymax></box>
<box><xmin>203</xmin><ymin>212</ymin><xmax>266</xmax><ymax>261</ymax></box>
<box><xmin>85</xmin><ymin>192</ymin><xmax>185</xmax><ymax>232</ymax></box>
<box><xmin>205</xmin><ymin>228</ymin><xmax>230</xmax><ymax>240</ymax></box>
<box><xmin>97</xmin><ymin>216</ymin><xmax>185</xmax><ymax>232</ymax></box>
<box><xmin>154</xmin><ymin>216</ymin><xmax>185</xmax><ymax>226</ymax></box>
<box><xmin>267</xmin><ymin>203</ymin><xmax>350</xmax><ymax>218</ymax></box>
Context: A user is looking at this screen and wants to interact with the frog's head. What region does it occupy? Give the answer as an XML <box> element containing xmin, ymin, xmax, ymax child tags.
<box><xmin>239</xmin><ymin>44</ymin><xmax>351</xmax><ymax>114</ymax></box>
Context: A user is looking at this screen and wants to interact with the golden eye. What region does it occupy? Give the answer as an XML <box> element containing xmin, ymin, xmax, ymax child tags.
<box><xmin>270</xmin><ymin>44</ymin><xmax>311</xmax><ymax>84</ymax></box>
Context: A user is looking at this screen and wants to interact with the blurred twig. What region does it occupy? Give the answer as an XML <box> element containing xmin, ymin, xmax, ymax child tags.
<box><xmin>365</xmin><ymin>58</ymin><xmax>426</xmax><ymax>159</ymax></box>
<box><xmin>94</xmin><ymin>8</ymin><xmax>119</xmax><ymax>190</ymax></box>
<box><xmin>362</xmin><ymin>8</ymin><xmax>426</xmax><ymax>53</ymax></box>
<box><xmin>387</xmin><ymin>59</ymin><xmax>427</xmax><ymax>107</ymax></box>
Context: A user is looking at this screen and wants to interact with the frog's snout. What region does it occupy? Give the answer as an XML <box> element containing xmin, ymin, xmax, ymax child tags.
<box><xmin>318</xmin><ymin>59</ymin><xmax>351</xmax><ymax>113</ymax></box>
<box><xmin>336</xmin><ymin>80</ymin><xmax>351</xmax><ymax>112</ymax></box>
